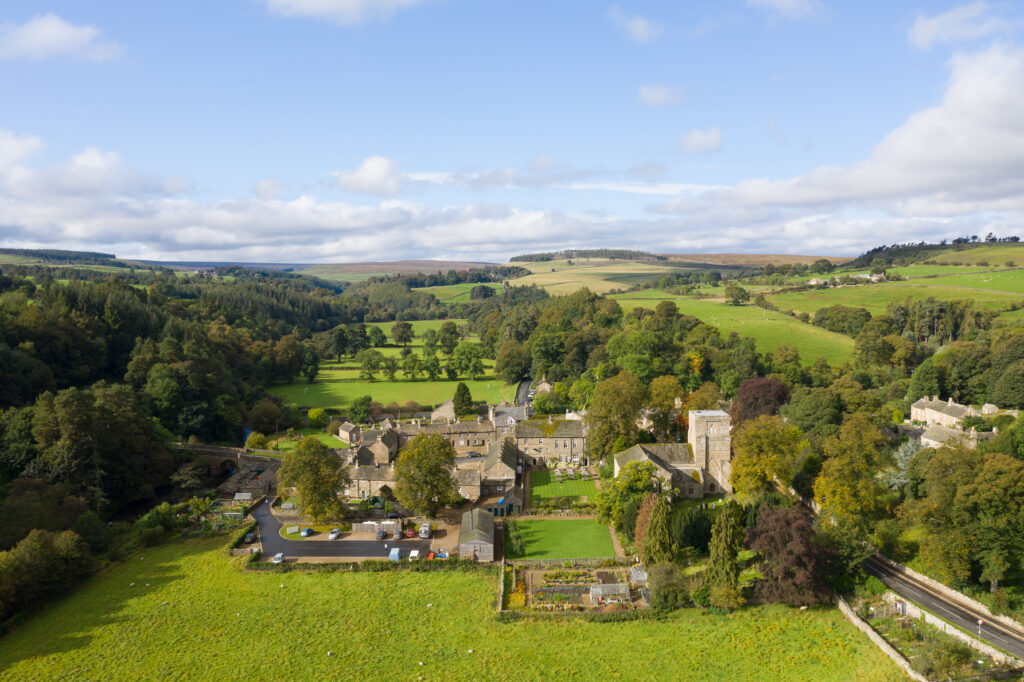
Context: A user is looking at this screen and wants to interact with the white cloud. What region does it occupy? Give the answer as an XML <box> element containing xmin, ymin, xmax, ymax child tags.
<box><xmin>253</xmin><ymin>179</ymin><xmax>287</xmax><ymax>199</ymax></box>
<box><xmin>746</xmin><ymin>0</ymin><xmax>819</xmax><ymax>19</ymax></box>
<box><xmin>0</xmin><ymin>131</ymin><xmax>43</xmax><ymax>168</ymax></box>
<box><xmin>679</xmin><ymin>127</ymin><xmax>722</xmax><ymax>153</ymax></box>
<box><xmin>0</xmin><ymin>13</ymin><xmax>122</xmax><ymax>61</ymax></box>
<box><xmin>909</xmin><ymin>2</ymin><xmax>1009</xmax><ymax>50</ymax></box>
<box><xmin>263</xmin><ymin>0</ymin><xmax>428</xmax><ymax>25</ymax></box>
<box><xmin>608</xmin><ymin>5</ymin><xmax>662</xmax><ymax>43</ymax></box>
<box><xmin>638</xmin><ymin>84</ymin><xmax>684</xmax><ymax>107</ymax></box>
<box><xmin>335</xmin><ymin>155</ymin><xmax>403</xmax><ymax>195</ymax></box>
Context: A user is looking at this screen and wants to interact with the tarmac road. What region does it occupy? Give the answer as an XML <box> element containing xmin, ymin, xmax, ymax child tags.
<box><xmin>252</xmin><ymin>502</ymin><xmax>431</xmax><ymax>559</ymax></box>
<box><xmin>865</xmin><ymin>556</ymin><xmax>1024</xmax><ymax>660</ymax></box>
<box><xmin>515</xmin><ymin>378</ymin><xmax>532</xmax><ymax>407</ymax></box>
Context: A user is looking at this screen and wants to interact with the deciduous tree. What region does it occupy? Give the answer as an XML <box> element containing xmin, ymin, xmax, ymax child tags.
<box><xmin>394</xmin><ymin>434</ymin><xmax>458</xmax><ymax>516</ymax></box>
<box><xmin>730</xmin><ymin>415</ymin><xmax>807</xmax><ymax>501</ymax></box>
<box><xmin>745</xmin><ymin>507</ymin><xmax>830</xmax><ymax>606</ymax></box>
<box><xmin>278</xmin><ymin>437</ymin><xmax>348</xmax><ymax>522</ymax></box>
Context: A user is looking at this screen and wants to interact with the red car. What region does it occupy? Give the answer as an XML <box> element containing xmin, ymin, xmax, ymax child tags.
<box><xmin>404</xmin><ymin>529</ymin><xmax>416</xmax><ymax>538</ymax></box>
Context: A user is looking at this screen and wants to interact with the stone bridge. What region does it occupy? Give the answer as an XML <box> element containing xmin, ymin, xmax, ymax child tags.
<box><xmin>175</xmin><ymin>443</ymin><xmax>284</xmax><ymax>475</ymax></box>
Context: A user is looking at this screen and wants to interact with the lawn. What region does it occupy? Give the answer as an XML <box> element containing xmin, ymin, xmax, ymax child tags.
<box><xmin>511</xmin><ymin>519</ymin><xmax>616</xmax><ymax>559</ymax></box>
<box><xmin>0</xmin><ymin>535</ymin><xmax>903</xmax><ymax>681</ymax></box>
<box><xmin>528</xmin><ymin>470</ymin><xmax>598</xmax><ymax>504</ymax></box>
<box><xmin>610</xmin><ymin>292</ymin><xmax>854</xmax><ymax>363</ymax></box>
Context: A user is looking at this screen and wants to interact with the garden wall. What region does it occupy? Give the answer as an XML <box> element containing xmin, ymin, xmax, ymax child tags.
<box><xmin>835</xmin><ymin>595</ymin><xmax>927</xmax><ymax>682</ymax></box>
<box><xmin>882</xmin><ymin>593</ymin><xmax>1023</xmax><ymax>666</ymax></box>
<box><xmin>875</xmin><ymin>555</ymin><xmax>1024</xmax><ymax>635</ymax></box>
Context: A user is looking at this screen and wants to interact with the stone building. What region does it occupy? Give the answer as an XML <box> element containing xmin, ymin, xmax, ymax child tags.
<box><xmin>910</xmin><ymin>397</ymin><xmax>972</xmax><ymax>428</ymax></box>
<box><xmin>612</xmin><ymin>443</ymin><xmax>705</xmax><ymax>498</ymax></box>
<box><xmin>514</xmin><ymin>418</ymin><xmax>588</xmax><ymax>466</ymax></box>
<box><xmin>687</xmin><ymin>409</ymin><xmax>733</xmax><ymax>495</ymax></box>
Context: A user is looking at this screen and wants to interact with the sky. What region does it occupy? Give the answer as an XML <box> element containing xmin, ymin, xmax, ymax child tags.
<box><xmin>1</xmin><ymin>0</ymin><xmax>1024</xmax><ymax>263</ymax></box>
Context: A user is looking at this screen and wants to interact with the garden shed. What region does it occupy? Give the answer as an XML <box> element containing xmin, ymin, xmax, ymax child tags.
<box><xmin>590</xmin><ymin>583</ymin><xmax>630</xmax><ymax>604</ymax></box>
<box><xmin>457</xmin><ymin>509</ymin><xmax>495</xmax><ymax>562</ymax></box>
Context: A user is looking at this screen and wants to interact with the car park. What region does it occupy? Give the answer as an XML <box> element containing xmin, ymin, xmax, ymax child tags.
<box><xmin>328</xmin><ymin>528</ymin><xmax>343</xmax><ymax>540</ymax></box>
<box><xmin>300</xmin><ymin>527</ymin><xmax>315</xmax><ymax>537</ymax></box>
<box><xmin>376</xmin><ymin>529</ymin><xmax>387</xmax><ymax>540</ymax></box>
<box><xmin>272</xmin><ymin>553</ymin><xmax>285</xmax><ymax>564</ymax></box>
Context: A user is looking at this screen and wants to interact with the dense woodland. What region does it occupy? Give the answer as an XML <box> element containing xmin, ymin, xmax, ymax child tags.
<box><xmin>3</xmin><ymin>242</ymin><xmax>1024</xmax><ymax>626</ymax></box>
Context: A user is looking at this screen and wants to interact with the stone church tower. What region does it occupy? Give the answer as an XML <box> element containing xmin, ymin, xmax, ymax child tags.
<box><xmin>687</xmin><ymin>410</ymin><xmax>733</xmax><ymax>494</ymax></box>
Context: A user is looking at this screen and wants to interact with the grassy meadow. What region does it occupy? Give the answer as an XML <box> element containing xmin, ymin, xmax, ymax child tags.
<box><xmin>610</xmin><ymin>292</ymin><xmax>855</xmax><ymax>363</ymax></box>
<box><xmin>271</xmin><ymin>319</ymin><xmax>514</xmax><ymax>410</ymax></box>
<box><xmin>511</xmin><ymin>259</ymin><xmax>690</xmax><ymax>295</ymax></box>
<box><xmin>414</xmin><ymin>281</ymin><xmax>503</xmax><ymax>304</ymax></box>
<box><xmin>0</xmin><ymin>536</ymin><xmax>902</xmax><ymax>681</ymax></box>
<box><xmin>926</xmin><ymin>244</ymin><xmax>1024</xmax><ymax>265</ymax></box>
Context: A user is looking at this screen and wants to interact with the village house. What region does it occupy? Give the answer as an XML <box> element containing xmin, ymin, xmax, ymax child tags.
<box><xmin>397</xmin><ymin>420</ymin><xmax>496</xmax><ymax>456</ymax></box>
<box><xmin>910</xmin><ymin>396</ymin><xmax>973</xmax><ymax>428</ymax></box>
<box><xmin>515</xmin><ymin>417</ymin><xmax>588</xmax><ymax>466</ymax></box>
<box><xmin>335</xmin><ymin>421</ymin><xmax>360</xmax><ymax>444</ymax></box>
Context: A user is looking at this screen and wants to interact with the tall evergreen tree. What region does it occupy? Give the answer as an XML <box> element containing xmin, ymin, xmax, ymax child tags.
<box><xmin>640</xmin><ymin>496</ymin><xmax>676</xmax><ymax>565</ymax></box>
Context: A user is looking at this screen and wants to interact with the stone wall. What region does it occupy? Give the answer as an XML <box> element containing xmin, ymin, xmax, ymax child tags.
<box><xmin>882</xmin><ymin>593</ymin><xmax>1022</xmax><ymax>666</ymax></box>
<box><xmin>835</xmin><ymin>595</ymin><xmax>927</xmax><ymax>682</ymax></box>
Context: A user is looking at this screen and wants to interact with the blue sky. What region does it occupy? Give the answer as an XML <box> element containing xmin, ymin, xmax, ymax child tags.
<box><xmin>1</xmin><ymin>0</ymin><xmax>1023</xmax><ymax>262</ymax></box>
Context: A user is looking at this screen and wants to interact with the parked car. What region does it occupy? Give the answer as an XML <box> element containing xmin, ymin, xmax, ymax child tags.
<box><xmin>328</xmin><ymin>528</ymin><xmax>343</xmax><ymax>540</ymax></box>
<box><xmin>376</xmin><ymin>529</ymin><xmax>387</xmax><ymax>540</ymax></box>
<box><xmin>391</xmin><ymin>530</ymin><xmax>402</xmax><ymax>541</ymax></box>
<box><xmin>388</xmin><ymin>547</ymin><xmax>401</xmax><ymax>562</ymax></box>
<box><xmin>418</xmin><ymin>523</ymin><xmax>432</xmax><ymax>539</ymax></box>
<box><xmin>437</xmin><ymin>549</ymin><xmax>449</xmax><ymax>560</ymax></box>
<box><xmin>272</xmin><ymin>553</ymin><xmax>285</xmax><ymax>564</ymax></box>
<box><xmin>243</xmin><ymin>533</ymin><xmax>257</xmax><ymax>543</ymax></box>
<box><xmin>409</xmin><ymin>550</ymin><xmax>421</xmax><ymax>561</ymax></box>
<box><xmin>300</xmin><ymin>527</ymin><xmax>315</xmax><ymax>537</ymax></box>
<box><xmin>466</xmin><ymin>451</ymin><xmax>483</xmax><ymax>458</ymax></box>
<box><xmin>404</xmin><ymin>529</ymin><xmax>416</xmax><ymax>538</ymax></box>
<box><xmin>386</xmin><ymin>511</ymin><xmax>402</xmax><ymax>519</ymax></box>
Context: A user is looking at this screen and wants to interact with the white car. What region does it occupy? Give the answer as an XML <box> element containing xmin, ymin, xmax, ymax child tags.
<box><xmin>272</xmin><ymin>552</ymin><xmax>285</xmax><ymax>564</ymax></box>
<box><xmin>328</xmin><ymin>528</ymin><xmax>343</xmax><ymax>540</ymax></box>
<box><xmin>409</xmin><ymin>550</ymin><xmax>421</xmax><ymax>561</ymax></box>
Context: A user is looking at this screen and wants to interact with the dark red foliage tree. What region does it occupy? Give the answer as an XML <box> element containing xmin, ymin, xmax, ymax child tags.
<box><xmin>745</xmin><ymin>506</ymin><xmax>832</xmax><ymax>606</ymax></box>
<box><xmin>731</xmin><ymin>377</ymin><xmax>788</xmax><ymax>425</ymax></box>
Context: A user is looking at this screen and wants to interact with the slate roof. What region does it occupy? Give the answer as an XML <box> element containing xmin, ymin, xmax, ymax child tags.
<box><xmin>351</xmin><ymin>465</ymin><xmax>395</xmax><ymax>482</ymax></box>
<box><xmin>459</xmin><ymin>508</ymin><xmax>494</xmax><ymax>545</ymax></box>
<box><xmin>515</xmin><ymin>419</ymin><xmax>585</xmax><ymax>439</ymax></box>
<box><xmin>484</xmin><ymin>438</ymin><xmax>518</xmax><ymax>474</ymax></box>
<box><xmin>398</xmin><ymin>422</ymin><xmax>495</xmax><ymax>436</ymax></box>
<box><xmin>912</xmin><ymin>398</ymin><xmax>970</xmax><ymax>420</ymax></box>
<box><xmin>613</xmin><ymin>443</ymin><xmax>694</xmax><ymax>471</ymax></box>
<box><xmin>456</xmin><ymin>469</ymin><xmax>481</xmax><ymax>487</ymax></box>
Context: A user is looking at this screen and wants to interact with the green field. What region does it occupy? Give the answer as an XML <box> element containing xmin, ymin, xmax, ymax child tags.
<box><xmin>272</xmin><ymin>319</ymin><xmax>514</xmax><ymax>409</ymax></box>
<box><xmin>0</xmin><ymin>536</ymin><xmax>901</xmax><ymax>681</ymax></box>
<box><xmin>513</xmin><ymin>259</ymin><xmax>689</xmax><ymax>295</ymax></box>
<box><xmin>511</xmin><ymin>519</ymin><xmax>616</xmax><ymax>559</ymax></box>
<box><xmin>927</xmin><ymin>244</ymin><xmax>1024</xmax><ymax>265</ymax></box>
<box><xmin>767</xmin><ymin>280</ymin><xmax>1022</xmax><ymax>317</ymax></box>
<box><xmin>270</xmin><ymin>364</ymin><xmax>512</xmax><ymax>410</ymax></box>
<box><xmin>610</xmin><ymin>292</ymin><xmax>854</xmax><ymax>363</ymax></box>
<box><xmin>414</xmin><ymin>282</ymin><xmax>504</xmax><ymax>304</ymax></box>
<box><xmin>528</xmin><ymin>471</ymin><xmax>598</xmax><ymax>503</ymax></box>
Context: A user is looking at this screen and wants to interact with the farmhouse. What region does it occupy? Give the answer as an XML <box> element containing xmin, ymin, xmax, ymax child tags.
<box><xmin>457</xmin><ymin>508</ymin><xmax>495</xmax><ymax>562</ymax></box>
<box><xmin>910</xmin><ymin>396</ymin><xmax>972</xmax><ymax>428</ymax></box>
<box><xmin>920</xmin><ymin>424</ymin><xmax>995</xmax><ymax>451</ymax></box>
<box><xmin>336</xmin><ymin>421</ymin><xmax>360</xmax><ymax>444</ymax></box>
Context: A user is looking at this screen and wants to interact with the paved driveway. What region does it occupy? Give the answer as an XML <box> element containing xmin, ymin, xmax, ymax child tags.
<box><xmin>515</xmin><ymin>378</ymin><xmax>532</xmax><ymax>407</ymax></box>
<box><xmin>252</xmin><ymin>502</ymin><xmax>431</xmax><ymax>559</ymax></box>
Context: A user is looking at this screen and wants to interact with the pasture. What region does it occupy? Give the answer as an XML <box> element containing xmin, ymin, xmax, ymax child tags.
<box><xmin>0</xmin><ymin>536</ymin><xmax>902</xmax><ymax>681</ymax></box>
<box><xmin>528</xmin><ymin>470</ymin><xmax>598</xmax><ymax>504</ymax></box>
<box><xmin>269</xmin><ymin>362</ymin><xmax>512</xmax><ymax>410</ymax></box>
<box><xmin>272</xmin><ymin>319</ymin><xmax>514</xmax><ymax>410</ymax></box>
<box><xmin>414</xmin><ymin>281</ymin><xmax>504</xmax><ymax>304</ymax></box>
<box><xmin>767</xmin><ymin>280</ymin><xmax>1022</xmax><ymax>317</ymax></box>
<box><xmin>926</xmin><ymin>244</ymin><xmax>1024</xmax><ymax>265</ymax></box>
<box><xmin>610</xmin><ymin>292</ymin><xmax>854</xmax><ymax>363</ymax></box>
<box><xmin>509</xmin><ymin>519</ymin><xmax>616</xmax><ymax>560</ymax></box>
<box><xmin>512</xmin><ymin>259</ymin><xmax>689</xmax><ymax>295</ymax></box>
<box><xmin>272</xmin><ymin>427</ymin><xmax>346</xmax><ymax>451</ymax></box>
